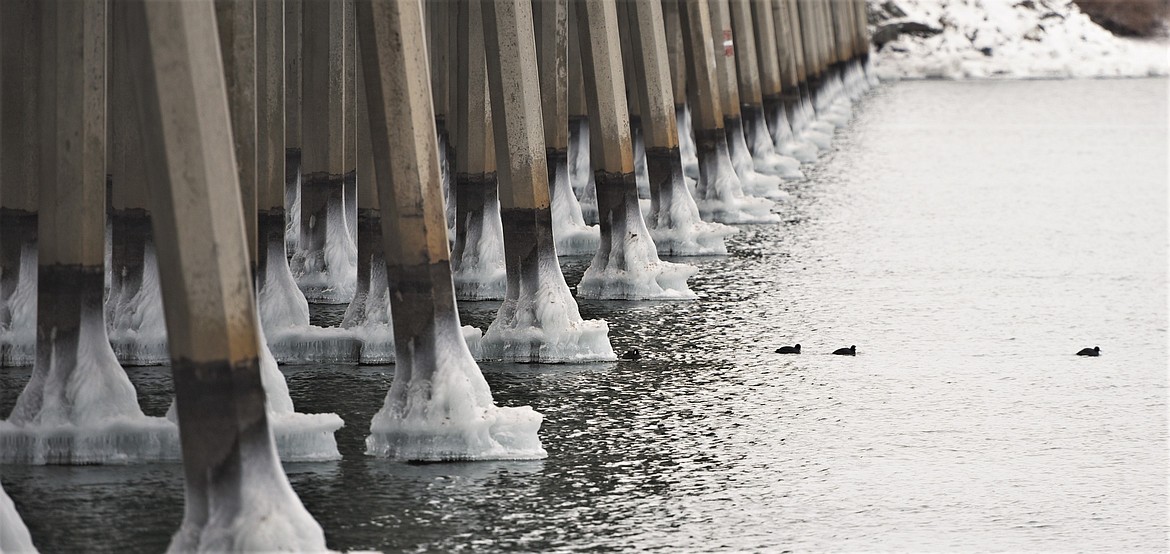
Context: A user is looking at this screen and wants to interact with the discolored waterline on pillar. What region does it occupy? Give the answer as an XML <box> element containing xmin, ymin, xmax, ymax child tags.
<box><xmin>644</xmin><ymin>146</ymin><xmax>735</xmax><ymax>256</ymax></box>
<box><xmin>547</xmin><ymin>148</ymin><xmax>599</xmax><ymax>256</ymax></box>
<box><xmin>284</xmin><ymin>147</ymin><xmax>302</xmax><ymax>255</ymax></box>
<box><xmin>291</xmin><ymin>172</ymin><xmax>356</xmax><ymax>303</ymax></box>
<box><xmin>450</xmin><ymin>172</ymin><xmax>506</xmax><ymax>300</ymax></box>
<box><xmin>692</xmin><ymin>128</ymin><xmax>779</xmax><ymax>225</ymax></box>
<box><xmin>106</xmin><ymin>208</ymin><xmax>168</xmax><ymax>365</ymax></box>
<box><xmin>0</xmin><ymin>210</ymin><xmax>37</xmax><ymax>366</ymax></box>
<box><xmin>578</xmin><ymin>171</ymin><xmax>696</xmax><ymax>300</ymax></box>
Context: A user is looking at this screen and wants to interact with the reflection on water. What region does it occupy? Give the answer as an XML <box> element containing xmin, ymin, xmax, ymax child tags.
<box><xmin>2</xmin><ymin>78</ymin><xmax>1167</xmax><ymax>552</ymax></box>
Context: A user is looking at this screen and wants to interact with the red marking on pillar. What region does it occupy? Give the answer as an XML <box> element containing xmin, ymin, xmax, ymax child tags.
<box><xmin>723</xmin><ymin>29</ymin><xmax>733</xmax><ymax>57</ymax></box>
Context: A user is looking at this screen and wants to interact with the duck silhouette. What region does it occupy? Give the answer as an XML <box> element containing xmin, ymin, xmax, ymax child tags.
<box><xmin>621</xmin><ymin>349</ymin><xmax>641</xmax><ymax>360</ymax></box>
<box><xmin>1076</xmin><ymin>346</ymin><xmax>1100</xmax><ymax>357</ymax></box>
<box><xmin>832</xmin><ymin>345</ymin><xmax>856</xmax><ymax>356</ymax></box>
<box><xmin>775</xmin><ymin>344</ymin><xmax>801</xmax><ymax>354</ymax></box>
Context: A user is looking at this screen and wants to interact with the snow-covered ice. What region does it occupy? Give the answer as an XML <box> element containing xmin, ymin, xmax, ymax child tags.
<box><xmin>290</xmin><ymin>185</ymin><xmax>358</xmax><ymax>304</ymax></box>
<box><xmin>692</xmin><ymin>135</ymin><xmax>780</xmax><ymax>225</ymax></box>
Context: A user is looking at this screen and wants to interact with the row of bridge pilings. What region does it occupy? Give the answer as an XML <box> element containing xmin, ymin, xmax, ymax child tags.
<box><xmin>0</xmin><ymin>0</ymin><xmax>874</xmax><ymax>550</ymax></box>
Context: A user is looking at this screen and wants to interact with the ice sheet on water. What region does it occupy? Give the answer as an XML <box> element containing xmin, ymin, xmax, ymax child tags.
<box><xmin>366</xmin><ymin>309</ymin><xmax>546</xmax><ymax>461</ymax></box>
<box><xmin>0</xmin><ymin>481</ymin><xmax>37</xmax><ymax>553</ymax></box>
<box><xmin>0</xmin><ymin>416</ymin><xmax>180</xmax><ymax>465</ymax></box>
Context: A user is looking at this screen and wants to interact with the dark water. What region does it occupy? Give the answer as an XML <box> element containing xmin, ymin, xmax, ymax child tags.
<box><xmin>2</xmin><ymin>78</ymin><xmax>1167</xmax><ymax>552</ymax></box>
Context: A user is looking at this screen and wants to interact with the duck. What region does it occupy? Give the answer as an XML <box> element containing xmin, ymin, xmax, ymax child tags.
<box><xmin>621</xmin><ymin>349</ymin><xmax>641</xmax><ymax>360</ymax></box>
<box><xmin>1076</xmin><ymin>346</ymin><xmax>1100</xmax><ymax>357</ymax></box>
<box><xmin>832</xmin><ymin>345</ymin><xmax>856</xmax><ymax>356</ymax></box>
<box><xmin>775</xmin><ymin>344</ymin><xmax>801</xmax><ymax>354</ymax></box>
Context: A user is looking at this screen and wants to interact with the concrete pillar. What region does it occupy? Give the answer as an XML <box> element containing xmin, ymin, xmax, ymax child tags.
<box><xmin>450</xmin><ymin>0</ymin><xmax>506</xmax><ymax>300</ymax></box>
<box><xmin>355</xmin><ymin>0</ymin><xmax>544</xmax><ymax>460</ymax></box>
<box><xmin>106</xmin><ymin>0</ymin><xmax>168</xmax><ymax>366</ymax></box>
<box><xmin>283</xmin><ymin>0</ymin><xmax>302</xmax><ymax>254</ymax></box>
<box><xmin>0</xmin><ymin>0</ymin><xmax>41</xmax><ymax>367</ymax></box>
<box><xmin>663</xmin><ymin>0</ymin><xmax>700</xmax><ymax>184</ymax></box>
<box><xmin>124</xmin><ymin>1</ymin><xmax>326</xmax><ymax>547</ymax></box>
<box><xmin>575</xmin><ymin>0</ymin><xmax>696</xmax><ymax>299</ymax></box>
<box><xmin>784</xmin><ymin>0</ymin><xmax>816</xmax><ymax>130</ymax></box>
<box><xmin>727</xmin><ymin>0</ymin><xmax>800</xmax><ymax>180</ymax></box>
<box><xmin>752</xmin><ymin>0</ymin><xmax>793</xmax><ymax>148</ymax></box>
<box><xmin>533</xmin><ymin>0</ymin><xmax>599</xmax><ymax>256</ymax></box>
<box><xmin>257</xmin><ymin>0</ymin><xmax>310</xmax><ymax>334</ymax></box>
<box><xmin>567</xmin><ymin>10</ymin><xmax>599</xmax><ymax>226</ymax></box>
<box><xmin>620</xmin><ymin>0</ymin><xmax>731</xmax><ymax>256</ymax></box>
<box><xmin>215</xmin><ymin>0</ymin><xmax>258</xmax><ymax>267</ymax></box>
<box><xmin>294</xmin><ymin>0</ymin><xmax>356</xmax><ymax>303</ymax></box>
<box><xmin>479</xmin><ymin>0</ymin><xmax>615</xmax><ymax>359</ymax></box>
<box><xmin>344</xmin><ymin>0</ymin><xmax>358</xmax><ymax>246</ymax></box>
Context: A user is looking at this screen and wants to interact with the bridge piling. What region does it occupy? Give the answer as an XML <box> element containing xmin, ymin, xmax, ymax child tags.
<box><xmin>356</xmin><ymin>0</ymin><xmax>544</xmax><ymax>460</ymax></box>
<box><xmin>574</xmin><ymin>0</ymin><xmax>696</xmax><ymax>300</ymax></box>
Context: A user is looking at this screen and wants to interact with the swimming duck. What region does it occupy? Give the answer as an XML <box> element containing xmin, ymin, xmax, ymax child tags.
<box><xmin>832</xmin><ymin>345</ymin><xmax>856</xmax><ymax>356</ymax></box>
<box><xmin>622</xmin><ymin>349</ymin><xmax>641</xmax><ymax>360</ymax></box>
<box><xmin>1076</xmin><ymin>346</ymin><xmax>1100</xmax><ymax>357</ymax></box>
<box><xmin>775</xmin><ymin>344</ymin><xmax>801</xmax><ymax>354</ymax></box>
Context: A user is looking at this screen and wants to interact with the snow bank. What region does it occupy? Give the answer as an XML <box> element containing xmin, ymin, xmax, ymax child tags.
<box><xmin>870</xmin><ymin>0</ymin><xmax>1170</xmax><ymax>80</ymax></box>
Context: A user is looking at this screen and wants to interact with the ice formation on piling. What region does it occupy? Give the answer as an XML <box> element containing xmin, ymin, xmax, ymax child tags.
<box><xmin>644</xmin><ymin>157</ymin><xmax>738</xmax><ymax>257</ymax></box>
<box><xmin>0</xmin><ymin>306</ymin><xmax>179</xmax><ymax>465</ymax></box>
<box><xmin>769</xmin><ymin>104</ymin><xmax>819</xmax><ymax>163</ymax></box>
<box><xmin>257</xmin><ymin>324</ymin><xmax>344</xmax><ymax>462</ymax></box>
<box><xmin>692</xmin><ymin>136</ymin><xmax>780</xmax><ymax>225</ymax></box>
<box><xmin>0</xmin><ymin>244</ymin><xmax>36</xmax><ymax>367</ymax></box>
<box><xmin>742</xmin><ymin>108</ymin><xmax>804</xmax><ymax>183</ymax></box>
<box><xmin>569</xmin><ymin>119</ymin><xmax>600</xmax><ymax>225</ymax></box>
<box><xmin>1</xmin><ymin>481</ymin><xmax>37</xmax><ymax>553</ymax></box>
<box><xmin>290</xmin><ymin>190</ymin><xmax>358</xmax><ymax>304</ymax></box>
<box><xmin>678</xmin><ymin>105</ymin><xmax>701</xmax><ymax>181</ymax></box>
<box><xmin>725</xmin><ymin>119</ymin><xmax>787</xmax><ymax>201</ymax></box>
<box><xmin>451</xmin><ymin>185</ymin><xmax>507</xmax><ymax>301</ymax></box>
<box><xmin>480</xmin><ymin>241</ymin><xmax>616</xmax><ymax>363</ymax></box>
<box><xmin>633</xmin><ymin>130</ymin><xmax>653</xmax><ymax>200</ymax></box>
<box><xmin>440</xmin><ymin>133</ymin><xmax>457</xmax><ymax>241</ymax></box>
<box><xmin>578</xmin><ymin>175</ymin><xmax>699</xmax><ymax>300</ymax></box>
<box><xmin>549</xmin><ymin>154</ymin><xmax>600</xmax><ymax>256</ymax></box>
<box><xmin>106</xmin><ymin>243</ymin><xmax>169</xmax><ymax>366</ymax></box>
<box><xmin>284</xmin><ymin>167</ymin><xmax>301</xmax><ymax>256</ymax></box>
<box><xmin>366</xmin><ymin>309</ymin><xmax>547</xmax><ymax>461</ymax></box>
<box><xmin>166</xmin><ymin>416</ymin><xmax>328</xmax><ymax>552</ymax></box>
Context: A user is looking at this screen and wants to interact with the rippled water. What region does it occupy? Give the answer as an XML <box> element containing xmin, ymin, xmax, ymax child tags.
<box><xmin>2</xmin><ymin>78</ymin><xmax>1167</xmax><ymax>552</ymax></box>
